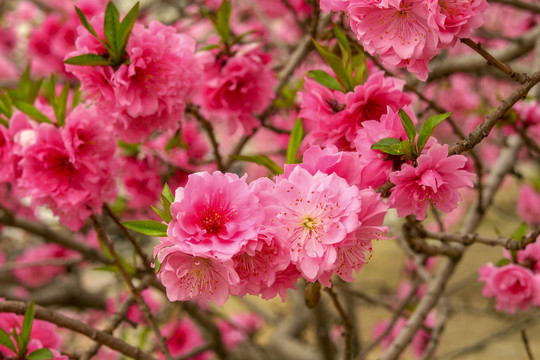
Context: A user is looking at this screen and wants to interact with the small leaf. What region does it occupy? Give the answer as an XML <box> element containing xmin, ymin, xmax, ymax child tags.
<box><xmin>511</xmin><ymin>222</ymin><xmax>528</xmax><ymax>242</ymax></box>
<box><xmin>104</xmin><ymin>1</ymin><xmax>120</xmax><ymax>60</ymax></box>
<box><xmin>399</xmin><ymin>109</ymin><xmax>416</xmax><ymax>144</ymax></box>
<box><xmin>0</xmin><ymin>90</ymin><xmax>13</xmax><ymax>118</ymax></box>
<box><xmin>21</xmin><ymin>301</ymin><xmax>35</xmax><ymax>354</ymax></box>
<box><xmin>162</xmin><ymin>183</ymin><xmax>175</xmax><ymax>204</ymax></box>
<box><xmin>0</xmin><ymin>328</ymin><xmax>16</xmax><ymax>353</ymax></box>
<box><xmin>13</xmin><ymin>102</ymin><xmax>53</xmax><ymax>124</ymax></box>
<box><xmin>154</xmin><ymin>254</ymin><xmax>162</xmax><ymax>274</ymax></box>
<box><xmin>286</xmin><ymin>118</ymin><xmax>304</xmax><ymax>164</ymax></box>
<box><xmin>55</xmin><ymin>84</ymin><xmax>70</xmax><ymax>127</ymax></box>
<box><xmin>27</xmin><ymin>348</ymin><xmax>54</xmax><ymax>360</ymax></box>
<box><xmin>333</xmin><ymin>25</ymin><xmax>350</xmax><ymax>64</ymax></box>
<box><xmin>417</xmin><ymin>112</ymin><xmax>452</xmax><ymax>153</ymax></box>
<box><xmin>75</xmin><ymin>7</ymin><xmax>99</xmax><ymax>38</ymax></box>
<box><xmin>231</xmin><ymin>30</ymin><xmax>256</xmax><ymax>44</ymax></box>
<box><xmin>151</xmin><ymin>205</ymin><xmax>172</xmax><ymax>224</ymax></box>
<box><xmin>232</xmin><ymin>155</ymin><xmax>284</xmax><ymax>175</ymax></box>
<box><xmin>197</xmin><ymin>44</ymin><xmax>221</xmax><ymax>52</ymax></box>
<box><xmin>371</xmin><ymin>137</ymin><xmax>402</xmax><ymax>155</ymax></box>
<box><xmin>312</xmin><ymin>40</ymin><xmax>353</xmax><ymax>92</ymax></box>
<box><xmin>94</xmin><ymin>265</ymin><xmax>119</xmax><ymax>273</ymax></box>
<box><xmin>64</xmin><ymin>54</ymin><xmax>111</xmax><ymax>66</ymax></box>
<box><xmin>216</xmin><ymin>0</ymin><xmax>231</xmax><ymax>45</ymax></box>
<box><xmin>122</xmin><ymin>220</ymin><xmax>168</xmax><ymax>237</ymax></box>
<box><xmin>496</xmin><ymin>258</ymin><xmax>511</xmax><ymax>267</ymax></box>
<box><xmin>117</xmin><ymin>2</ymin><xmax>139</xmax><ymax>58</ymax></box>
<box><xmin>307</xmin><ymin>70</ymin><xmax>344</xmax><ymax>92</ymax></box>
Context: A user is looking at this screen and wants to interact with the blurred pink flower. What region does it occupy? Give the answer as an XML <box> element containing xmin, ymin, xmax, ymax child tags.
<box><xmin>161</xmin><ymin>318</ymin><xmax>210</xmax><ymax>360</ymax></box>
<box><xmin>517</xmin><ymin>185</ymin><xmax>540</xmax><ymax>225</ymax></box>
<box><xmin>479</xmin><ymin>263</ymin><xmax>540</xmax><ymax>314</ymax></box>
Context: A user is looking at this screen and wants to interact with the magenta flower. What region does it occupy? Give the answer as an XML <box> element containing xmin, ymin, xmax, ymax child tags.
<box><xmin>156</xmin><ymin>245</ymin><xmax>239</xmax><ymax>306</ymax></box>
<box><xmin>161</xmin><ymin>318</ymin><xmax>210</xmax><ymax>360</ymax></box>
<box><xmin>167</xmin><ymin>171</ymin><xmax>265</xmax><ymax>259</ymax></box>
<box><xmin>479</xmin><ymin>263</ymin><xmax>540</xmax><ymax>314</ymax></box>
<box><xmin>197</xmin><ymin>47</ymin><xmax>276</xmax><ymax>135</ymax></box>
<box><xmin>389</xmin><ymin>143</ymin><xmax>475</xmax><ymax>220</ymax></box>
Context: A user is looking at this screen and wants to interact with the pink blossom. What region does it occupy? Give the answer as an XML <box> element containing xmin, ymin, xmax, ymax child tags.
<box><xmin>106</xmin><ymin>289</ymin><xmax>160</xmax><ymax>325</ymax></box>
<box><xmin>271</xmin><ymin>167</ymin><xmax>364</xmax><ymax>282</ymax></box>
<box><xmin>348</xmin><ymin>0</ymin><xmax>440</xmax><ymax>80</ymax></box>
<box><xmin>12</xmin><ymin>244</ymin><xmax>77</xmax><ymax>288</ymax></box>
<box><xmin>479</xmin><ymin>263</ymin><xmax>540</xmax><ymax>313</ymax></box>
<box><xmin>389</xmin><ymin>143</ymin><xmax>475</xmax><ymax>220</ymax></box>
<box><xmin>196</xmin><ymin>47</ymin><xmax>276</xmax><ymax>135</ymax></box>
<box><xmin>0</xmin><ymin>310</ymin><xmax>67</xmax><ymax>359</ymax></box>
<box><xmin>517</xmin><ymin>185</ymin><xmax>540</xmax><ymax>225</ymax></box>
<box><xmin>156</xmin><ymin>245</ymin><xmax>239</xmax><ymax>306</ymax></box>
<box><xmin>161</xmin><ymin>318</ymin><xmax>210</xmax><ymax>360</ymax></box>
<box><xmin>67</xmin><ymin>20</ymin><xmax>201</xmax><ymax>143</ymax></box>
<box><xmin>430</xmin><ymin>0</ymin><xmax>488</xmax><ymax>46</ymax></box>
<box><xmin>320</xmin><ymin>0</ymin><xmax>350</xmax><ymax>13</ymax></box>
<box><xmin>121</xmin><ymin>155</ymin><xmax>163</xmax><ymax>209</ymax></box>
<box><xmin>167</xmin><ymin>171</ymin><xmax>265</xmax><ymax>259</ymax></box>
<box><xmin>353</xmin><ymin>107</ymin><xmax>413</xmax><ymax>188</ymax></box>
<box><xmin>301</xmin><ymin>71</ymin><xmax>410</xmax><ymax>150</ymax></box>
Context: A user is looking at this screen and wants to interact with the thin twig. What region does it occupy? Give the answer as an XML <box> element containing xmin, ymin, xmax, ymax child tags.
<box><xmin>488</xmin><ymin>0</ymin><xmax>540</xmax><ymax>13</ymax></box>
<box><xmin>90</xmin><ymin>215</ymin><xmax>172</xmax><ymax>360</ymax></box>
<box><xmin>0</xmin><ymin>300</ymin><xmax>156</xmax><ymax>360</ymax></box>
<box><xmin>0</xmin><ymin>258</ymin><xmax>82</xmax><ymax>272</ymax></box>
<box><xmin>521</xmin><ymin>329</ymin><xmax>535</xmax><ymax>360</ymax></box>
<box><xmin>460</xmin><ymin>38</ymin><xmax>530</xmax><ymax>83</ymax></box>
<box><xmin>325</xmin><ymin>287</ymin><xmax>353</xmax><ymax>360</ymax></box>
<box><xmin>186</xmin><ymin>104</ymin><xmax>225</xmax><ymax>172</ymax></box>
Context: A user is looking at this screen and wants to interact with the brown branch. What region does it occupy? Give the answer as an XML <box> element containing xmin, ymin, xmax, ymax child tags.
<box><xmin>420</xmin><ymin>298</ymin><xmax>449</xmax><ymax>360</ymax></box>
<box><xmin>90</xmin><ymin>215</ymin><xmax>172</xmax><ymax>360</ymax></box>
<box><xmin>186</xmin><ymin>104</ymin><xmax>225</xmax><ymax>172</ymax></box>
<box><xmin>0</xmin><ymin>258</ymin><xmax>82</xmax><ymax>271</ymax></box>
<box><xmin>0</xmin><ymin>208</ymin><xmax>111</xmax><ymax>265</ymax></box>
<box><xmin>0</xmin><ymin>300</ymin><xmax>156</xmax><ymax>360</ymax></box>
<box><xmin>103</xmin><ymin>204</ymin><xmax>153</xmax><ymax>272</ymax></box>
<box><xmin>488</xmin><ymin>0</ymin><xmax>540</xmax><ymax>13</ymax></box>
<box><xmin>325</xmin><ymin>287</ymin><xmax>353</xmax><ymax>360</ymax></box>
<box><xmin>521</xmin><ymin>330</ymin><xmax>535</xmax><ymax>360</ymax></box>
<box><xmin>460</xmin><ymin>38</ymin><xmax>530</xmax><ymax>84</ymax></box>
<box><xmin>426</xmin><ymin>25</ymin><xmax>540</xmax><ymax>82</ymax></box>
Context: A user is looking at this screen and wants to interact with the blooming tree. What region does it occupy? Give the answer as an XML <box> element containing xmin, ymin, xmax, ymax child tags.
<box><xmin>0</xmin><ymin>0</ymin><xmax>539</xmax><ymax>359</ymax></box>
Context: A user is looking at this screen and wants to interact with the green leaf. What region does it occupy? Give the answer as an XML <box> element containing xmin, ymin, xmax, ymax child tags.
<box><xmin>312</xmin><ymin>40</ymin><xmax>353</xmax><ymax>92</ymax></box>
<box><xmin>13</xmin><ymin>102</ymin><xmax>53</xmax><ymax>124</ymax></box>
<box><xmin>333</xmin><ymin>25</ymin><xmax>350</xmax><ymax>65</ymax></box>
<box><xmin>55</xmin><ymin>84</ymin><xmax>70</xmax><ymax>126</ymax></box>
<box><xmin>197</xmin><ymin>44</ymin><xmax>221</xmax><ymax>52</ymax></box>
<box><xmin>151</xmin><ymin>205</ymin><xmax>172</xmax><ymax>224</ymax></box>
<box><xmin>417</xmin><ymin>112</ymin><xmax>452</xmax><ymax>153</ymax></box>
<box><xmin>27</xmin><ymin>348</ymin><xmax>54</xmax><ymax>360</ymax></box>
<box><xmin>94</xmin><ymin>264</ymin><xmax>120</xmax><ymax>273</ymax></box>
<box><xmin>398</xmin><ymin>109</ymin><xmax>416</xmax><ymax>144</ymax></box>
<box><xmin>71</xmin><ymin>85</ymin><xmax>82</xmax><ymax>109</ymax></box>
<box><xmin>117</xmin><ymin>2</ymin><xmax>139</xmax><ymax>59</ymax></box>
<box><xmin>104</xmin><ymin>1</ymin><xmax>120</xmax><ymax>61</ymax></box>
<box><xmin>12</xmin><ymin>328</ymin><xmax>22</xmax><ymax>355</ymax></box>
<box><xmin>496</xmin><ymin>258</ymin><xmax>511</xmax><ymax>267</ymax></box>
<box><xmin>307</xmin><ymin>70</ymin><xmax>344</xmax><ymax>92</ymax></box>
<box><xmin>122</xmin><ymin>220</ymin><xmax>168</xmax><ymax>237</ymax></box>
<box><xmin>118</xmin><ymin>140</ymin><xmax>139</xmax><ymax>156</ymax></box>
<box><xmin>21</xmin><ymin>301</ymin><xmax>35</xmax><ymax>355</ymax></box>
<box><xmin>216</xmin><ymin>0</ymin><xmax>231</xmax><ymax>45</ymax></box>
<box><xmin>75</xmin><ymin>7</ymin><xmax>100</xmax><ymax>39</ymax></box>
<box><xmin>371</xmin><ymin>137</ymin><xmax>402</xmax><ymax>155</ymax></box>
<box><xmin>286</xmin><ymin>118</ymin><xmax>304</xmax><ymax>164</ymax></box>
<box><xmin>165</xmin><ymin>132</ymin><xmax>187</xmax><ymax>151</ymax></box>
<box><xmin>231</xmin><ymin>154</ymin><xmax>284</xmax><ymax>175</ymax></box>
<box><xmin>154</xmin><ymin>254</ymin><xmax>162</xmax><ymax>274</ymax></box>
<box><xmin>231</xmin><ymin>30</ymin><xmax>256</xmax><ymax>45</ymax></box>
<box><xmin>162</xmin><ymin>184</ymin><xmax>174</xmax><ymax>204</ymax></box>
<box><xmin>0</xmin><ymin>328</ymin><xmax>16</xmax><ymax>353</ymax></box>
<box><xmin>0</xmin><ymin>90</ymin><xmax>13</xmax><ymax>118</ymax></box>
<box><xmin>64</xmin><ymin>54</ymin><xmax>111</xmax><ymax>66</ymax></box>
<box><xmin>512</xmin><ymin>222</ymin><xmax>528</xmax><ymax>241</ymax></box>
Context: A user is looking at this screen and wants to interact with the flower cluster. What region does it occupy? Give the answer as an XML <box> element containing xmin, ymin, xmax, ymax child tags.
<box><xmin>479</xmin><ymin>238</ymin><xmax>540</xmax><ymax>313</ymax></box>
<box><xmin>155</xmin><ymin>151</ymin><xmax>388</xmax><ymax>305</ymax></box>
<box><xmin>323</xmin><ymin>0</ymin><xmax>489</xmax><ymax>80</ymax></box>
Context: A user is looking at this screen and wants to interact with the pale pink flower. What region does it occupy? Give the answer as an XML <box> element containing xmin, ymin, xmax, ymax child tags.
<box><xmin>196</xmin><ymin>47</ymin><xmax>276</xmax><ymax>135</ymax></box>
<box><xmin>320</xmin><ymin>0</ymin><xmax>350</xmax><ymax>13</ymax></box>
<box><xmin>167</xmin><ymin>171</ymin><xmax>265</xmax><ymax>259</ymax></box>
<box><xmin>121</xmin><ymin>155</ymin><xmax>163</xmax><ymax>209</ymax></box>
<box><xmin>430</xmin><ymin>0</ymin><xmax>489</xmax><ymax>46</ymax></box>
<box><xmin>260</xmin><ymin>264</ymin><xmax>300</xmax><ymax>301</ymax></box>
<box><xmin>503</xmin><ymin>238</ymin><xmax>540</xmax><ymax>274</ymax></box>
<box><xmin>156</xmin><ymin>245</ymin><xmax>239</xmax><ymax>306</ymax></box>
<box><xmin>106</xmin><ymin>289</ymin><xmax>160</xmax><ymax>325</ymax></box>
<box><xmin>517</xmin><ymin>185</ymin><xmax>540</xmax><ymax>225</ymax></box>
<box><xmin>389</xmin><ymin>143</ymin><xmax>475</xmax><ymax>220</ymax></box>
<box><xmin>0</xmin><ymin>311</ymin><xmax>67</xmax><ymax>359</ymax></box>
<box><xmin>161</xmin><ymin>318</ymin><xmax>210</xmax><ymax>360</ymax></box>
<box><xmin>301</xmin><ymin>71</ymin><xmax>410</xmax><ymax>150</ymax></box>
<box><xmin>271</xmin><ymin>167</ymin><xmax>363</xmax><ymax>282</ymax></box>
<box><xmin>12</xmin><ymin>244</ymin><xmax>77</xmax><ymax>288</ymax></box>
<box><xmin>479</xmin><ymin>263</ymin><xmax>540</xmax><ymax>313</ymax></box>
<box><xmin>348</xmin><ymin>0</ymin><xmax>441</xmax><ymax>80</ymax></box>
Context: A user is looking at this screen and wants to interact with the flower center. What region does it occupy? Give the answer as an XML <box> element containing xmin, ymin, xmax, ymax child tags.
<box><xmin>200</xmin><ymin>207</ymin><xmax>231</xmax><ymax>235</ymax></box>
<box><xmin>302</xmin><ymin>217</ymin><xmax>317</xmax><ymax>230</ymax></box>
